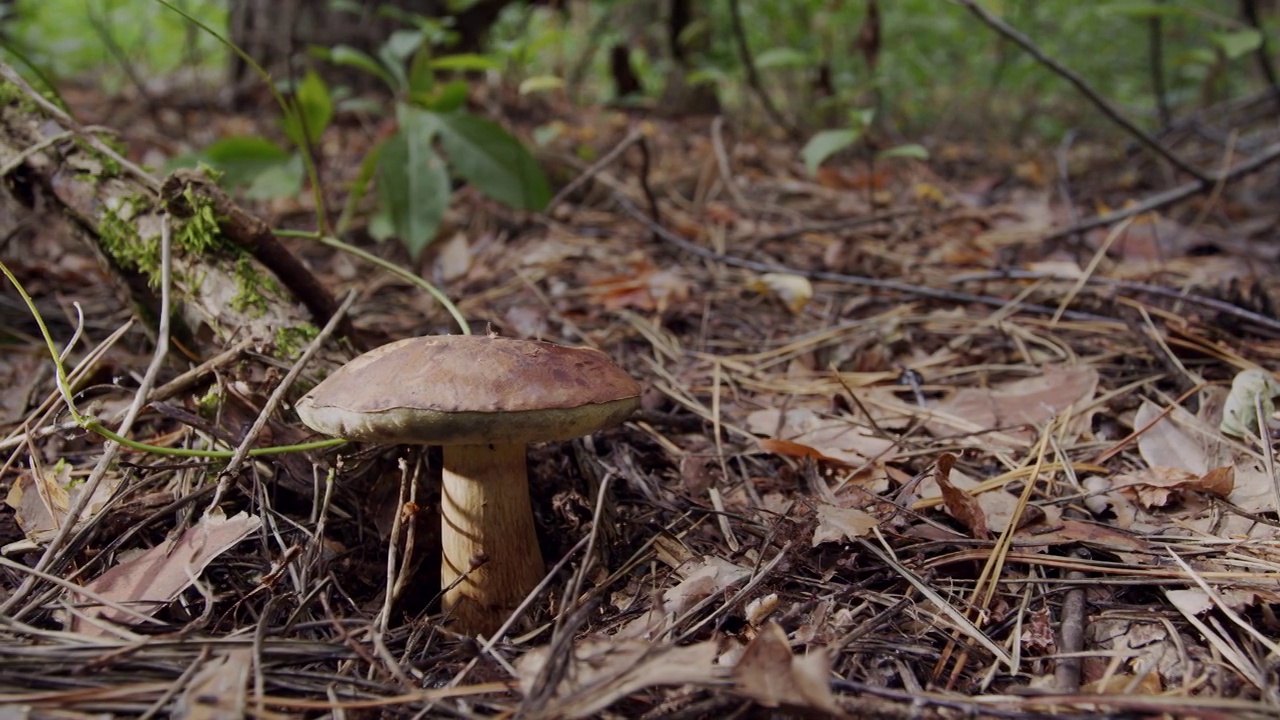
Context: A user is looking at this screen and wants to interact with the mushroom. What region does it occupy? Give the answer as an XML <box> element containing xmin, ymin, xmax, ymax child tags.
<box><xmin>295</xmin><ymin>335</ymin><xmax>641</xmax><ymax>635</ymax></box>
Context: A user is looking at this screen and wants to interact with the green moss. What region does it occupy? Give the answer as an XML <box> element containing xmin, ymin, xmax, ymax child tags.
<box><xmin>195</xmin><ymin>384</ymin><xmax>223</xmax><ymax>419</ymax></box>
<box><xmin>99</xmin><ymin>195</ymin><xmax>160</xmax><ymax>282</ymax></box>
<box><xmin>230</xmin><ymin>254</ymin><xmax>283</xmax><ymax>318</ymax></box>
<box><xmin>274</xmin><ymin>323</ymin><xmax>319</xmax><ymax>359</ymax></box>
<box><xmin>173</xmin><ymin>186</ymin><xmax>232</xmax><ymax>255</ymax></box>
<box><xmin>0</xmin><ymin>79</ymin><xmax>40</xmax><ymax>114</ymax></box>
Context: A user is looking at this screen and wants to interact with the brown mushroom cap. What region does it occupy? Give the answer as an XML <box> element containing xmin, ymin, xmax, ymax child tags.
<box><xmin>296</xmin><ymin>335</ymin><xmax>642</xmax><ymax>445</ymax></box>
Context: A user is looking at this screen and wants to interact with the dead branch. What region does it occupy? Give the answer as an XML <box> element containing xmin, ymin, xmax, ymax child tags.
<box><xmin>953</xmin><ymin>0</ymin><xmax>1209</xmax><ymax>182</ymax></box>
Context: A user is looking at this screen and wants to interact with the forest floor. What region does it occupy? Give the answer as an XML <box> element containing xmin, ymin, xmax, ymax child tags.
<box><xmin>3</xmin><ymin>79</ymin><xmax>1280</xmax><ymax>719</ymax></box>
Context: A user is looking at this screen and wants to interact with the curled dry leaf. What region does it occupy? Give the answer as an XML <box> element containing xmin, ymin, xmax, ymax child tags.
<box><xmin>1135</xmin><ymin>400</ymin><xmax>1210</xmax><ymax>475</ymax></box>
<box><xmin>933</xmin><ymin>453</ymin><xmax>990</xmax><ymax>539</ymax></box>
<box><xmin>1113</xmin><ymin>465</ymin><xmax>1234</xmax><ymax>510</ymax></box>
<box><xmin>1220</xmin><ymin>368</ymin><xmax>1280</xmax><ymax>439</ymax></box>
<box><xmin>174</xmin><ymin>648</ymin><xmax>253</xmax><ymax>720</ymax></box>
<box><xmin>590</xmin><ymin>263</ymin><xmax>691</xmax><ymax>313</ymax></box>
<box><xmin>732</xmin><ymin>622</ymin><xmax>844</xmax><ymax>716</ymax></box>
<box><xmin>620</xmin><ymin>556</ymin><xmax>751</xmax><ymax>638</ymax></box>
<box><xmin>1135</xmin><ymin>397</ymin><xmax>1273</xmax><ymax>513</ymax></box>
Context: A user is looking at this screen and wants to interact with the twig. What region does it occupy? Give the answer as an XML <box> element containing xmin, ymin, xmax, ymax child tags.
<box><xmin>0</xmin><ymin>64</ymin><xmax>160</xmax><ymax>192</ymax></box>
<box><xmin>1042</xmin><ymin>138</ymin><xmax>1280</xmax><ymax>241</ymax></box>
<box><xmin>546</xmin><ymin>129</ymin><xmax>644</xmax><ymax>212</ymax></box>
<box><xmin>948</xmin><ymin>268</ymin><xmax>1280</xmax><ymax>336</ymax></box>
<box><xmin>747</xmin><ymin>207</ymin><xmax>915</xmax><ymax>244</ymax></box>
<box><xmin>0</xmin><ymin>216</ymin><xmax>175</xmax><ymax>618</ymax></box>
<box><xmin>609</xmin><ymin>189</ymin><xmax>1109</xmax><ymax>322</ymax></box>
<box><xmin>206</xmin><ymin>289</ymin><xmax>357</xmax><ymax>511</ymax></box>
<box><xmin>726</xmin><ymin>0</ymin><xmax>794</xmax><ymax>136</ymax></box>
<box><xmin>710</xmin><ymin>116</ymin><xmax>751</xmax><ymax>211</ymax></box>
<box><xmin>951</xmin><ymin>0</ymin><xmax>1207</xmax><ymax>182</ymax></box>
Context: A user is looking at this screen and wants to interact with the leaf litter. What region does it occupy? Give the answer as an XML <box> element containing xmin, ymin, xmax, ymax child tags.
<box><xmin>2</xmin><ymin>84</ymin><xmax>1280</xmax><ymax>719</ymax></box>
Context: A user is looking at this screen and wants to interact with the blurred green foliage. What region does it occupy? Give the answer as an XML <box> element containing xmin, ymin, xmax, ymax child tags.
<box><xmin>490</xmin><ymin>0</ymin><xmax>1277</xmax><ymax>140</ymax></box>
<box><xmin>2</xmin><ymin>0</ymin><xmax>226</xmax><ymax>89</ymax></box>
<box><xmin>3</xmin><ymin>1</ymin><xmax>1273</xmax><ymax>143</ymax></box>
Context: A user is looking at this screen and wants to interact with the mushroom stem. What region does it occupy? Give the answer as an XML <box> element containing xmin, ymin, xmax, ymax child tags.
<box><xmin>440</xmin><ymin>442</ymin><xmax>545</xmax><ymax>635</ymax></box>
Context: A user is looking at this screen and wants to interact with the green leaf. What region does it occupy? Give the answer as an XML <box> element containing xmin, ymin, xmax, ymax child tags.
<box><xmin>876</xmin><ymin>143</ymin><xmax>929</xmax><ymax>161</ymax></box>
<box><xmin>282</xmin><ymin>69</ymin><xmax>333</xmax><ymax>148</ymax></box>
<box><xmin>429</xmin><ymin>112</ymin><xmax>551</xmax><ymax>211</ymax></box>
<box><xmin>330</xmin><ymin>45</ymin><xmax>396</xmax><ymax>91</ymax></box>
<box><xmin>377</xmin><ymin>43</ymin><xmax>410</xmax><ymax>94</ymax></box>
<box><xmin>198</xmin><ymin>136</ymin><xmax>292</xmax><ymax>187</ymax></box>
<box><xmin>430</xmin><ymin>53</ymin><xmax>502</xmax><ymax>72</ymax></box>
<box><xmin>412</xmin><ymin>80</ymin><xmax>469</xmax><ymax>112</ymax></box>
<box><xmin>1211</xmin><ymin>30</ymin><xmax>1262</xmax><ymax>60</ymax></box>
<box><xmin>378</xmin><ymin>106</ymin><xmax>450</xmax><ymax>258</ymax></box>
<box><xmin>406</xmin><ymin>47</ymin><xmax>435</xmax><ymax>96</ymax></box>
<box><xmin>384</xmin><ymin>29</ymin><xmax>425</xmax><ymax>63</ymax></box>
<box><xmin>755</xmin><ymin>47</ymin><xmax>809</xmax><ymax>70</ymax></box>
<box><xmin>802</xmin><ymin>128</ymin><xmax>861</xmax><ymax>175</ymax></box>
<box><xmin>245</xmin><ymin>154</ymin><xmax>305</xmax><ymax>200</ymax></box>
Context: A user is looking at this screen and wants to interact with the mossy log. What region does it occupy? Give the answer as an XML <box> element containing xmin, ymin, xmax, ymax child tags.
<box><xmin>0</xmin><ymin>66</ymin><xmax>343</xmax><ymax>357</ymax></box>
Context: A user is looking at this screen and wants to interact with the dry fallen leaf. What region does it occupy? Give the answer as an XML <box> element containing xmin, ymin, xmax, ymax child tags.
<box><xmin>811</xmin><ymin>502</ymin><xmax>879</xmax><ymax>546</ymax></box>
<box><xmin>173</xmin><ymin>648</ymin><xmax>252</xmax><ymax>720</ymax></box>
<box><xmin>516</xmin><ymin>638</ymin><xmax>720</xmax><ymax>719</ymax></box>
<box><xmin>933</xmin><ymin>453</ymin><xmax>990</xmax><ymax>539</ymax></box>
<box><xmin>1113</xmin><ymin>465</ymin><xmax>1234</xmax><ymax>510</ymax></box>
<box><xmin>73</xmin><ymin>510</ymin><xmax>261</xmax><ymax>635</ymax></box>
<box><xmin>620</xmin><ymin>556</ymin><xmax>751</xmax><ymax>638</ymax></box>
<box><xmin>732</xmin><ymin>622</ymin><xmax>844</xmax><ymax>716</ymax></box>
<box><xmin>1135</xmin><ymin>396</ymin><xmax>1274</xmax><ymax>514</ymax></box>
<box><xmin>748</xmin><ymin>407</ymin><xmax>897</xmax><ymax>464</ymax></box>
<box><xmin>1220</xmin><ymin>368</ymin><xmax>1280</xmax><ymax>439</ymax></box>
<box><xmin>1135</xmin><ymin>400</ymin><xmax>1211</xmax><ymax>475</ymax></box>
<box><xmin>927</xmin><ymin>365</ymin><xmax>1098</xmax><ymax>447</ymax></box>
<box><xmin>5</xmin><ymin>460</ymin><xmax>118</xmax><ymax>543</ymax></box>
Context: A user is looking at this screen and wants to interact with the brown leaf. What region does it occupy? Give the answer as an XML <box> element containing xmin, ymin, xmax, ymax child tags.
<box><xmin>749</xmin><ymin>408</ymin><xmax>897</xmax><ymax>464</ymax></box>
<box><xmin>758</xmin><ymin>437</ymin><xmax>853</xmax><ymax>467</ymax></box>
<box><xmin>934</xmin><ymin>453</ymin><xmax>990</xmax><ymax>539</ymax></box>
<box><xmin>927</xmin><ymin>365</ymin><xmax>1098</xmax><ymax>447</ymax></box>
<box><xmin>733</xmin><ymin>622</ymin><xmax>844</xmax><ymax>716</ymax></box>
<box><xmin>1114</xmin><ymin>465</ymin><xmax>1234</xmax><ymax>510</ymax></box>
<box><xmin>73</xmin><ymin>510</ymin><xmax>261</xmax><ymax>635</ymax></box>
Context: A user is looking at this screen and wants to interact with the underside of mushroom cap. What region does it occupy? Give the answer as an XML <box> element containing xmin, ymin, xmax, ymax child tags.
<box><xmin>296</xmin><ymin>335</ymin><xmax>642</xmax><ymax>445</ymax></box>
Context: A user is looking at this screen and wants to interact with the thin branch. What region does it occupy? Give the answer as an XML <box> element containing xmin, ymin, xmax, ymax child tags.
<box><xmin>1239</xmin><ymin>0</ymin><xmax>1280</xmax><ymax>115</ymax></box>
<box><xmin>727</xmin><ymin>0</ymin><xmax>795</xmax><ymax>136</ymax></box>
<box><xmin>608</xmin><ymin>188</ymin><xmax>1108</xmax><ymax>322</ymax></box>
<box><xmin>1043</xmin><ymin>138</ymin><xmax>1280</xmax><ymax>241</ymax></box>
<box><xmin>951</xmin><ymin>0</ymin><xmax>1208</xmax><ymax>182</ymax></box>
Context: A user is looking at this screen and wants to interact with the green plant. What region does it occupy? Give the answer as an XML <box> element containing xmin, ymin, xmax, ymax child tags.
<box><xmin>801</xmin><ymin>108</ymin><xmax>928</xmax><ymax>176</ymax></box>
<box><xmin>320</xmin><ymin>15</ymin><xmax>551</xmax><ymax>258</ymax></box>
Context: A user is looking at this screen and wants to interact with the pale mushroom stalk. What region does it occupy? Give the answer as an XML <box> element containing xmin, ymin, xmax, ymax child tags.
<box><xmin>439</xmin><ymin>442</ymin><xmax>545</xmax><ymax>634</ymax></box>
